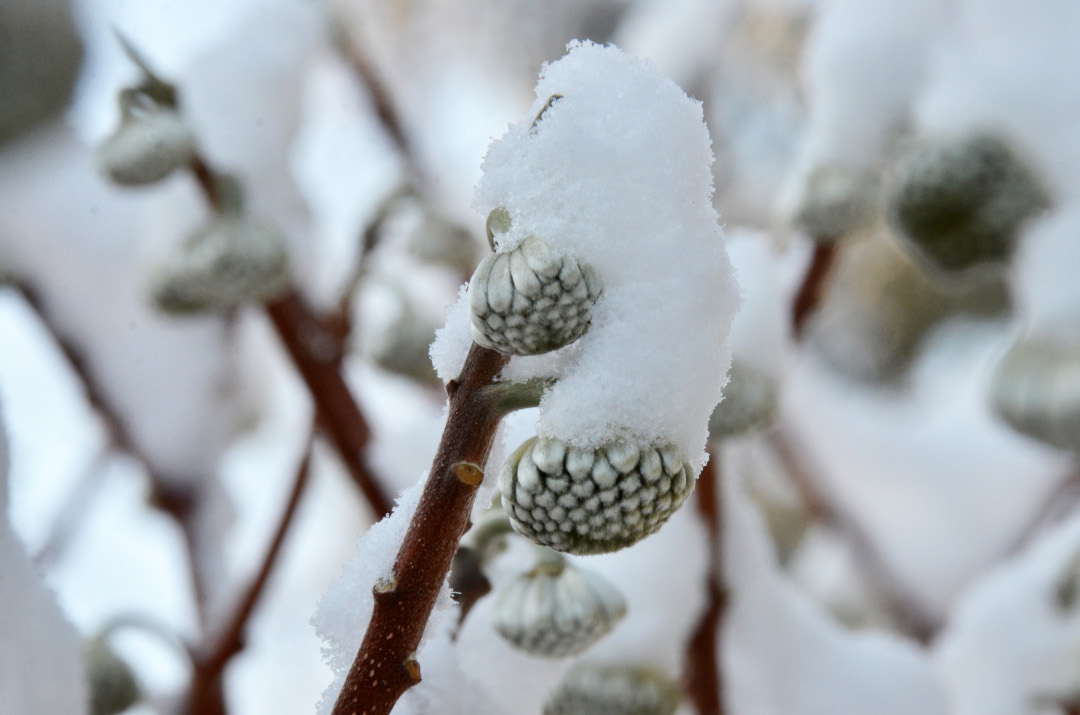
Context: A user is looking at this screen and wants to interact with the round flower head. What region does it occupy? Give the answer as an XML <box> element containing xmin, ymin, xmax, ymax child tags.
<box><xmin>150</xmin><ymin>214</ymin><xmax>290</xmax><ymax>314</ymax></box>
<box><xmin>492</xmin><ymin>550</ymin><xmax>627</xmax><ymax>657</ymax></box>
<box><xmin>888</xmin><ymin>133</ymin><xmax>1049</xmax><ymax>273</ymax></box>
<box><xmin>86</xmin><ymin>635</ymin><xmax>141</xmax><ymax>715</ymax></box>
<box><xmin>543</xmin><ymin>664</ymin><xmax>681</xmax><ymax>715</ymax></box>
<box><xmin>468</xmin><ymin>231</ymin><xmax>602</xmax><ymax>356</ymax></box>
<box><xmin>97</xmin><ymin>90</ymin><xmax>196</xmax><ymax>187</ymax></box>
<box><xmin>990</xmin><ymin>333</ymin><xmax>1080</xmax><ymax>453</ymax></box>
<box><xmin>498</xmin><ymin>436</ymin><xmax>694</xmax><ymax>555</ymax></box>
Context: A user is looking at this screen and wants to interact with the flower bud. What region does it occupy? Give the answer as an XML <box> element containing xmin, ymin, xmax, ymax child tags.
<box><xmin>990</xmin><ymin>333</ymin><xmax>1080</xmax><ymax>453</ymax></box>
<box><xmin>492</xmin><ymin>552</ymin><xmax>626</xmax><ymax>658</ymax></box>
<box><xmin>149</xmin><ymin>215</ymin><xmax>290</xmax><ymax>314</ymax></box>
<box><xmin>97</xmin><ymin>90</ymin><xmax>196</xmax><ymax>186</ymax></box>
<box><xmin>499</xmin><ymin>437</ymin><xmax>694</xmax><ymax>555</ymax></box>
<box><xmin>544</xmin><ymin>665</ymin><xmax>681</xmax><ymax>715</ymax></box>
<box><xmin>793</xmin><ymin>164</ymin><xmax>879</xmax><ymax>240</ymax></box>
<box><xmin>709</xmin><ymin>361</ymin><xmax>778</xmax><ymax>439</ymax></box>
<box><xmin>888</xmin><ymin>133</ymin><xmax>1049</xmax><ymax>273</ymax></box>
<box><xmin>86</xmin><ymin>636</ymin><xmax>141</xmax><ymax>715</ymax></box>
<box><xmin>468</xmin><ymin>235</ymin><xmax>602</xmax><ymax>355</ymax></box>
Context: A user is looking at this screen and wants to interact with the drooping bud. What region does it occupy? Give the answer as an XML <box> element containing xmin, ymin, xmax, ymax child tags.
<box><xmin>97</xmin><ymin>89</ymin><xmax>196</xmax><ymax>186</ymax></box>
<box><xmin>499</xmin><ymin>436</ymin><xmax>694</xmax><ymax>555</ymax></box>
<box><xmin>149</xmin><ymin>214</ymin><xmax>290</xmax><ymax>314</ymax></box>
<box><xmin>888</xmin><ymin>133</ymin><xmax>1049</xmax><ymax>273</ymax></box>
<box><xmin>793</xmin><ymin>164</ymin><xmax>879</xmax><ymax>240</ymax></box>
<box><xmin>708</xmin><ymin>361</ymin><xmax>779</xmax><ymax>439</ymax></box>
<box><xmin>990</xmin><ymin>333</ymin><xmax>1080</xmax><ymax>453</ymax></box>
<box><xmin>468</xmin><ymin>231</ymin><xmax>602</xmax><ymax>356</ymax></box>
<box><xmin>492</xmin><ymin>548</ymin><xmax>626</xmax><ymax>658</ymax></box>
<box><xmin>543</xmin><ymin>665</ymin><xmax>682</xmax><ymax>715</ymax></box>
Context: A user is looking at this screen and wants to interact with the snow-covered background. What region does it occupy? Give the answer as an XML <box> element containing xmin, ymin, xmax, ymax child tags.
<box><xmin>3</xmin><ymin>0</ymin><xmax>1080</xmax><ymax>713</ymax></box>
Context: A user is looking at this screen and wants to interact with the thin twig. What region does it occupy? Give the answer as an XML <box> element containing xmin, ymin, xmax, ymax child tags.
<box><xmin>768</xmin><ymin>427</ymin><xmax>939</xmax><ymax>642</ymax></box>
<box><xmin>791</xmin><ymin>240</ymin><xmax>838</xmax><ymax>339</ymax></box>
<box><xmin>186</xmin><ymin>445</ymin><xmax>314</xmax><ymax>715</ymax></box>
<box><xmin>332</xmin><ymin>343</ymin><xmax>509</xmax><ymax>715</ymax></box>
<box><xmin>684</xmin><ymin>453</ymin><xmax>727</xmax><ymax>715</ymax></box>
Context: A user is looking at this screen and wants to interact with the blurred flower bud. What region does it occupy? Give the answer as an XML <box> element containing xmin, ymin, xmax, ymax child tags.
<box><xmin>888</xmin><ymin>133</ymin><xmax>1049</xmax><ymax>273</ymax></box>
<box><xmin>793</xmin><ymin>164</ymin><xmax>879</xmax><ymax>240</ymax></box>
<box><xmin>709</xmin><ymin>361</ymin><xmax>779</xmax><ymax>439</ymax></box>
<box><xmin>544</xmin><ymin>664</ymin><xmax>682</xmax><ymax>715</ymax></box>
<box><xmin>364</xmin><ymin>304</ymin><xmax>439</xmax><ymax>385</ymax></box>
<box><xmin>492</xmin><ymin>549</ymin><xmax>626</xmax><ymax>657</ymax></box>
<box><xmin>0</xmin><ymin>0</ymin><xmax>82</xmax><ymax>144</ymax></box>
<box><xmin>149</xmin><ymin>214</ymin><xmax>291</xmax><ymax>314</ymax></box>
<box><xmin>86</xmin><ymin>636</ymin><xmax>141</xmax><ymax>715</ymax></box>
<box><xmin>499</xmin><ymin>436</ymin><xmax>693</xmax><ymax>555</ymax></box>
<box><xmin>469</xmin><ymin>234</ymin><xmax>602</xmax><ymax>355</ymax></box>
<box><xmin>97</xmin><ymin>90</ymin><xmax>196</xmax><ymax>186</ymax></box>
<box><xmin>990</xmin><ymin>333</ymin><xmax>1080</xmax><ymax>453</ymax></box>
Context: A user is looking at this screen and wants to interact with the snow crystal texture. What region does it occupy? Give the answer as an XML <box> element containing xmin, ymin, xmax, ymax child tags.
<box><xmin>441</xmin><ymin>40</ymin><xmax>737</xmax><ymax>473</ymax></box>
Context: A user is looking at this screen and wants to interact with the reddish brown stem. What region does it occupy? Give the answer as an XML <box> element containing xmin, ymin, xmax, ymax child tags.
<box><xmin>768</xmin><ymin>428</ymin><xmax>939</xmax><ymax>642</ymax></box>
<box><xmin>684</xmin><ymin>454</ymin><xmax>727</xmax><ymax>715</ymax></box>
<box><xmin>186</xmin><ymin>446</ymin><xmax>314</xmax><ymax>715</ymax></box>
<box><xmin>791</xmin><ymin>240</ymin><xmax>838</xmax><ymax>339</ymax></box>
<box><xmin>332</xmin><ymin>344</ymin><xmax>509</xmax><ymax>715</ymax></box>
<box><xmin>264</xmin><ymin>291</ymin><xmax>392</xmax><ymax>517</ymax></box>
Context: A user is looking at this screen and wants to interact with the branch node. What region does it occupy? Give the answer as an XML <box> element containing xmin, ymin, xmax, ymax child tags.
<box><xmin>452</xmin><ymin>462</ymin><xmax>484</xmax><ymax>487</ymax></box>
<box><xmin>404</xmin><ymin>655</ymin><xmax>421</xmax><ymax>684</ymax></box>
<box><xmin>373</xmin><ymin>573</ymin><xmax>397</xmax><ymax>596</ymax></box>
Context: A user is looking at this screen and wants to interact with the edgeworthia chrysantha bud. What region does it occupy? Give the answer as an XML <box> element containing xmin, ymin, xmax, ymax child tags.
<box><xmin>150</xmin><ymin>214</ymin><xmax>290</xmax><ymax>314</ymax></box>
<box><xmin>793</xmin><ymin>164</ymin><xmax>879</xmax><ymax>240</ymax></box>
<box><xmin>888</xmin><ymin>133</ymin><xmax>1049</xmax><ymax>273</ymax></box>
<box><xmin>86</xmin><ymin>635</ymin><xmax>141</xmax><ymax>715</ymax></box>
<box><xmin>708</xmin><ymin>360</ymin><xmax>778</xmax><ymax>439</ymax></box>
<box><xmin>468</xmin><ymin>226</ymin><xmax>603</xmax><ymax>355</ymax></box>
<box><xmin>499</xmin><ymin>436</ymin><xmax>693</xmax><ymax>555</ymax></box>
<box><xmin>97</xmin><ymin>89</ymin><xmax>196</xmax><ymax>186</ymax></box>
<box><xmin>492</xmin><ymin>548</ymin><xmax>627</xmax><ymax>657</ymax></box>
<box><xmin>990</xmin><ymin>333</ymin><xmax>1080</xmax><ymax>453</ymax></box>
<box><xmin>543</xmin><ymin>664</ymin><xmax>681</xmax><ymax>715</ymax></box>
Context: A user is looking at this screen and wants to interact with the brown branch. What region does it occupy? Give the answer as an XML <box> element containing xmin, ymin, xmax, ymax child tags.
<box><xmin>767</xmin><ymin>428</ymin><xmax>939</xmax><ymax>642</ymax></box>
<box><xmin>684</xmin><ymin>453</ymin><xmax>727</xmax><ymax>715</ymax></box>
<box><xmin>791</xmin><ymin>240</ymin><xmax>838</xmax><ymax>339</ymax></box>
<box><xmin>264</xmin><ymin>290</ymin><xmax>391</xmax><ymax>517</ymax></box>
<box><xmin>185</xmin><ymin>445</ymin><xmax>314</xmax><ymax>715</ymax></box>
<box><xmin>332</xmin><ymin>343</ymin><xmax>509</xmax><ymax>715</ymax></box>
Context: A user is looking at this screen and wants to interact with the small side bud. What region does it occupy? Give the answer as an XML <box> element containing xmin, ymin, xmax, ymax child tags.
<box><xmin>990</xmin><ymin>332</ymin><xmax>1080</xmax><ymax>453</ymax></box>
<box><xmin>544</xmin><ymin>665</ymin><xmax>681</xmax><ymax>715</ymax></box>
<box><xmin>86</xmin><ymin>636</ymin><xmax>141</xmax><ymax>715</ymax></box>
<box><xmin>793</xmin><ymin>164</ymin><xmax>879</xmax><ymax>240</ymax></box>
<box><xmin>97</xmin><ymin>90</ymin><xmax>196</xmax><ymax>186</ymax></box>
<box><xmin>709</xmin><ymin>361</ymin><xmax>779</xmax><ymax>439</ymax></box>
<box><xmin>491</xmin><ymin>552</ymin><xmax>627</xmax><ymax>658</ymax></box>
<box><xmin>149</xmin><ymin>214</ymin><xmax>291</xmax><ymax>314</ymax></box>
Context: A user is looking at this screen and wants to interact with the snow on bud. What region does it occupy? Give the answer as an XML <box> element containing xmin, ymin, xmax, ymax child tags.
<box><xmin>990</xmin><ymin>333</ymin><xmax>1080</xmax><ymax>453</ymax></box>
<box><xmin>887</xmin><ymin>133</ymin><xmax>1049</xmax><ymax>273</ymax></box>
<box><xmin>468</xmin><ymin>233</ymin><xmax>603</xmax><ymax>355</ymax></box>
<box><xmin>543</xmin><ymin>664</ymin><xmax>682</xmax><ymax>715</ymax></box>
<box><xmin>492</xmin><ymin>548</ymin><xmax>626</xmax><ymax>657</ymax></box>
<box><xmin>435</xmin><ymin>40</ymin><xmax>738</xmax><ymax>489</ymax></box>
<box><xmin>149</xmin><ymin>212</ymin><xmax>290</xmax><ymax>314</ymax></box>
<box><xmin>499</xmin><ymin>437</ymin><xmax>693</xmax><ymax>555</ymax></box>
<box><xmin>97</xmin><ymin>90</ymin><xmax>196</xmax><ymax>186</ymax></box>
